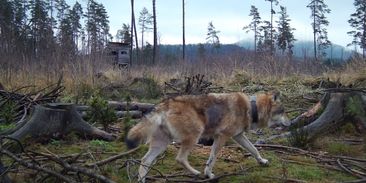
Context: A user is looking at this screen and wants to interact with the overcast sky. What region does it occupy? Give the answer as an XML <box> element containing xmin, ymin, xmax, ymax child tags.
<box><xmin>71</xmin><ymin>0</ymin><xmax>355</xmax><ymax>47</ymax></box>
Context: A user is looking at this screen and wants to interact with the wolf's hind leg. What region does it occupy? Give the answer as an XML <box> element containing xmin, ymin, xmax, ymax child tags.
<box><xmin>138</xmin><ymin>131</ymin><xmax>170</xmax><ymax>183</ymax></box>
<box><xmin>176</xmin><ymin>138</ymin><xmax>201</xmax><ymax>175</ymax></box>
<box><xmin>204</xmin><ymin>135</ymin><xmax>228</xmax><ymax>178</ymax></box>
<box><xmin>232</xmin><ymin>133</ymin><xmax>269</xmax><ymax>165</ymax></box>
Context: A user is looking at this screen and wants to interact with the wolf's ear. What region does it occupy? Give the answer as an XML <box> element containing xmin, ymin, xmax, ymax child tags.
<box><xmin>271</xmin><ymin>90</ymin><xmax>281</xmax><ymax>102</ymax></box>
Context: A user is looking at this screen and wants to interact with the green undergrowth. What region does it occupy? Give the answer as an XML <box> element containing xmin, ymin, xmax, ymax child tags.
<box><xmin>12</xmin><ymin>135</ymin><xmax>357</xmax><ymax>183</ymax></box>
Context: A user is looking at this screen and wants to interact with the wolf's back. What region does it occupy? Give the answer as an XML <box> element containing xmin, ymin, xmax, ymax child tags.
<box><xmin>125</xmin><ymin>118</ymin><xmax>154</xmax><ymax>149</ymax></box>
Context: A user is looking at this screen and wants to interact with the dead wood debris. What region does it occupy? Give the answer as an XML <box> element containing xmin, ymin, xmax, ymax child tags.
<box><xmin>164</xmin><ymin>74</ymin><xmax>223</xmax><ymax>97</ymax></box>
<box><xmin>254</xmin><ymin>144</ymin><xmax>366</xmax><ymax>180</ymax></box>
<box><xmin>0</xmin><ymin>78</ymin><xmax>64</xmax><ymax>135</ymax></box>
<box><xmin>1</xmin><ymin>137</ymin><xmax>364</xmax><ymax>182</ymax></box>
<box><xmin>0</xmin><ymin>137</ymin><xmax>116</xmax><ymax>183</ymax></box>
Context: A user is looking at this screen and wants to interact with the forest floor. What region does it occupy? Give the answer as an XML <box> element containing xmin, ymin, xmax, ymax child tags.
<box><xmin>1</xmin><ymin>60</ymin><xmax>366</xmax><ymax>183</ymax></box>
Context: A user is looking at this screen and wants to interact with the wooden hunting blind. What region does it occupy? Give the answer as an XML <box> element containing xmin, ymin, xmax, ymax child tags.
<box><xmin>106</xmin><ymin>42</ymin><xmax>130</xmax><ymax>68</ymax></box>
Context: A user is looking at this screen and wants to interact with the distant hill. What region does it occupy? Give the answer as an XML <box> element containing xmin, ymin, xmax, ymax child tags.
<box><xmin>156</xmin><ymin>40</ymin><xmax>354</xmax><ymax>62</ymax></box>
<box><xmin>158</xmin><ymin>44</ymin><xmax>245</xmax><ymax>60</ymax></box>
<box><xmin>236</xmin><ymin>40</ymin><xmax>354</xmax><ymax>60</ymax></box>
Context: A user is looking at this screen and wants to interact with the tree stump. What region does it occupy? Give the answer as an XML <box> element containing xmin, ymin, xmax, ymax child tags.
<box><xmin>266</xmin><ymin>90</ymin><xmax>366</xmax><ymax>143</ymax></box>
<box><xmin>8</xmin><ymin>103</ymin><xmax>115</xmax><ymax>141</ymax></box>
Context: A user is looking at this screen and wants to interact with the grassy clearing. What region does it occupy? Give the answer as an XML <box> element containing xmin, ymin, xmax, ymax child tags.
<box><xmin>1</xmin><ymin>58</ymin><xmax>366</xmax><ymax>182</ymax></box>
<box><xmin>11</xmin><ymin>139</ymin><xmax>357</xmax><ymax>183</ymax></box>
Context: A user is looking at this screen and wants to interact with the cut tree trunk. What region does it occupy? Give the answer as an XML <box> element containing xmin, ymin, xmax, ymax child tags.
<box><xmin>285</xmin><ymin>93</ymin><xmax>330</xmax><ymax>129</ymax></box>
<box><xmin>107</xmin><ymin>101</ymin><xmax>154</xmax><ymax>113</ymax></box>
<box><xmin>302</xmin><ymin>92</ymin><xmax>347</xmax><ymax>141</ymax></box>
<box><xmin>115</xmin><ymin>110</ymin><xmax>142</xmax><ymax>119</ymax></box>
<box><xmin>8</xmin><ymin>103</ymin><xmax>115</xmax><ymax>141</ymax></box>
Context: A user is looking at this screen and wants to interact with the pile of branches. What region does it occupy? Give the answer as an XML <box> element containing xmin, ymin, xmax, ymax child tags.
<box><xmin>164</xmin><ymin>74</ymin><xmax>223</xmax><ymax>97</ymax></box>
<box><xmin>0</xmin><ymin>79</ymin><xmax>64</xmax><ymax>134</ymax></box>
<box><xmin>0</xmin><ymin>137</ymin><xmax>120</xmax><ymax>183</ymax></box>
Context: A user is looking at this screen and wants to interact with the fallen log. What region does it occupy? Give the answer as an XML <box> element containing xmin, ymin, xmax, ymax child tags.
<box><xmin>8</xmin><ymin>103</ymin><xmax>115</xmax><ymax>141</ymax></box>
<box><xmin>115</xmin><ymin>110</ymin><xmax>142</xmax><ymax>119</ymax></box>
<box><xmin>107</xmin><ymin>101</ymin><xmax>154</xmax><ymax>113</ymax></box>
<box><xmin>79</xmin><ymin>110</ymin><xmax>143</xmax><ymax>119</ymax></box>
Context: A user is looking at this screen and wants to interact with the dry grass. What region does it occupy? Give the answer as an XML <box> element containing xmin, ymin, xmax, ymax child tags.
<box><xmin>0</xmin><ymin>55</ymin><xmax>365</xmax><ymax>97</ymax></box>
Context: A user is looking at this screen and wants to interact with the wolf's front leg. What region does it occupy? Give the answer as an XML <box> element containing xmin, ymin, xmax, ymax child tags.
<box><xmin>233</xmin><ymin>133</ymin><xmax>269</xmax><ymax>165</ymax></box>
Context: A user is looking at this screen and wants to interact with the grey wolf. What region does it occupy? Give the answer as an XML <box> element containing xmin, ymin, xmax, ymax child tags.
<box><xmin>126</xmin><ymin>91</ymin><xmax>288</xmax><ymax>182</ymax></box>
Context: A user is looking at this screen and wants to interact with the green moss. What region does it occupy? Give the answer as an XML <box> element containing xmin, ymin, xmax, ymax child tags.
<box><xmin>325</xmin><ymin>142</ymin><xmax>354</xmax><ymax>156</ymax></box>
<box><xmin>0</xmin><ymin>123</ymin><xmax>16</xmax><ymax>132</ymax></box>
<box><xmin>346</xmin><ymin>95</ymin><xmax>365</xmax><ymax>118</ymax></box>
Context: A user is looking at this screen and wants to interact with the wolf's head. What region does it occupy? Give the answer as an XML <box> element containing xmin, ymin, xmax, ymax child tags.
<box><xmin>253</xmin><ymin>91</ymin><xmax>289</xmax><ymax>129</ymax></box>
<box><xmin>267</xmin><ymin>91</ymin><xmax>289</xmax><ymax>128</ymax></box>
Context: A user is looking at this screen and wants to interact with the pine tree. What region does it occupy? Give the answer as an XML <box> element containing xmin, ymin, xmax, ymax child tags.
<box><xmin>58</xmin><ymin>15</ymin><xmax>74</xmax><ymax>59</ymax></box>
<box><xmin>152</xmin><ymin>0</ymin><xmax>157</xmax><ymax>64</ymax></box>
<box><xmin>243</xmin><ymin>5</ymin><xmax>262</xmax><ymax>53</ymax></box>
<box><xmin>307</xmin><ymin>0</ymin><xmax>331</xmax><ymax>59</ymax></box>
<box><xmin>265</xmin><ymin>0</ymin><xmax>279</xmax><ymax>55</ymax></box>
<box><xmin>11</xmin><ymin>0</ymin><xmax>29</xmax><ymax>55</ymax></box>
<box><xmin>116</xmin><ymin>23</ymin><xmax>131</xmax><ymax>44</ymax></box>
<box><xmin>277</xmin><ymin>6</ymin><xmax>296</xmax><ymax>56</ymax></box>
<box><xmin>182</xmin><ymin>0</ymin><xmax>186</xmax><ymax>60</ymax></box>
<box><xmin>69</xmin><ymin>1</ymin><xmax>83</xmax><ymax>51</ymax></box>
<box><xmin>130</xmin><ymin>0</ymin><xmax>139</xmax><ymax>65</ymax></box>
<box><xmin>55</xmin><ymin>0</ymin><xmax>69</xmax><ymax>27</ymax></box>
<box><xmin>206</xmin><ymin>21</ymin><xmax>220</xmax><ymax>51</ymax></box>
<box><xmin>138</xmin><ymin>7</ymin><xmax>153</xmax><ymax>50</ymax></box>
<box><xmin>258</xmin><ymin>21</ymin><xmax>273</xmax><ymax>53</ymax></box>
<box><xmin>55</xmin><ymin>0</ymin><xmax>73</xmax><ymax>59</ymax></box>
<box><xmin>29</xmin><ymin>0</ymin><xmax>55</xmax><ymax>59</ymax></box>
<box><xmin>0</xmin><ymin>0</ymin><xmax>15</xmax><ymax>54</ymax></box>
<box><xmin>348</xmin><ymin>0</ymin><xmax>366</xmax><ymax>58</ymax></box>
<box><xmin>86</xmin><ymin>0</ymin><xmax>110</xmax><ymax>55</ymax></box>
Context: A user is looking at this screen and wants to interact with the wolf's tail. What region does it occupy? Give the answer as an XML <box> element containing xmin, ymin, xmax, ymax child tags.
<box><xmin>125</xmin><ymin>117</ymin><xmax>155</xmax><ymax>149</ymax></box>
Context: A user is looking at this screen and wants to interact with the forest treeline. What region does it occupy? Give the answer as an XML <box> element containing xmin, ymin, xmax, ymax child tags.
<box><xmin>1</xmin><ymin>0</ymin><xmax>366</xmax><ymax>66</ymax></box>
<box><xmin>0</xmin><ymin>0</ymin><xmax>110</xmax><ymax>64</ymax></box>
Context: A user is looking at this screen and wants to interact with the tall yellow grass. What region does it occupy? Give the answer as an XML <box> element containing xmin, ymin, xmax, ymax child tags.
<box><xmin>0</xmin><ymin>55</ymin><xmax>365</xmax><ymax>95</ymax></box>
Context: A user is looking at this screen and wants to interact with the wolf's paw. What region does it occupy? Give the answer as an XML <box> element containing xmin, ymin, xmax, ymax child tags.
<box><xmin>258</xmin><ymin>158</ymin><xmax>269</xmax><ymax>166</ymax></box>
<box><xmin>191</xmin><ymin>169</ymin><xmax>201</xmax><ymax>176</ymax></box>
<box><xmin>204</xmin><ymin>167</ymin><xmax>215</xmax><ymax>179</ymax></box>
<box><xmin>204</xmin><ymin>172</ymin><xmax>215</xmax><ymax>179</ymax></box>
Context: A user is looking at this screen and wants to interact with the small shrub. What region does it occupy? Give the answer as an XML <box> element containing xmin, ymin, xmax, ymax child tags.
<box><xmin>50</xmin><ymin>139</ymin><xmax>62</xmax><ymax>147</ymax></box>
<box><xmin>0</xmin><ymin>123</ymin><xmax>16</xmax><ymax>132</ymax></box>
<box><xmin>346</xmin><ymin>96</ymin><xmax>365</xmax><ymax>117</ymax></box>
<box><xmin>75</xmin><ymin>82</ymin><xmax>95</xmax><ymax>104</ymax></box>
<box><xmin>87</xmin><ymin>94</ymin><xmax>117</xmax><ymax>131</ymax></box>
<box><xmin>89</xmin><ymin>139</ymin><xmax>112</xmax><ymax>151</ymax></box>
<box><xmin>287</xmin><ymin>121</ymin><xmax>311</xmax><ymax>149</ymax></box>
<box><xmin>232</xmin><ymin>70</ymin><xmax>252</xmax><ymax>86</ymax></box>
<box><xmin>0</xmin><ymin>100</ymin><xmax>17</xmax><ymax>124</ymax></box>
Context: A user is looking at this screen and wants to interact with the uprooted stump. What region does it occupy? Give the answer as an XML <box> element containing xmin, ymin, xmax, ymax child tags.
<box><xmin>8</xmin><ymin>103</ymin><xmax>116</xmax><ymax>141</ymax></box>
<box><xmin>267</xmin><ymin>90</ymin><xmax>366</xmax><ymax>143</ymax></box>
